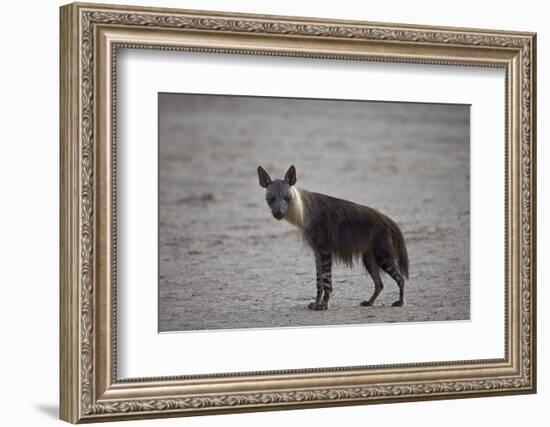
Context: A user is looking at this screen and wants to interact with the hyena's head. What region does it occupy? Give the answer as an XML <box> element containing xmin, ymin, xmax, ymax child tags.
<box><xmin>257</xmin><ymin>165</ymin><xmax>297</xmax><ymax>220</ymax></box>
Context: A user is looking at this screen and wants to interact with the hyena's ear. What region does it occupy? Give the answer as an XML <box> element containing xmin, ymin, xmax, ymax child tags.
<box><xmin>284</xmin><ymin>165</ymin><xmax>297</xmax><ymax>186</ymax></box>
<box><xmin>257</xmin><ymin>166</ymin><xmax>272</xmax><ymax>188</ymax></box>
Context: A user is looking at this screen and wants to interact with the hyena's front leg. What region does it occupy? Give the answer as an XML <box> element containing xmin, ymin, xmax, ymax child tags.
<box><xmin>308</xmin><ymin>251</ymin><xmax>324</xmax><ymax>310</ymax></box>
<box><xmin>308</xmin><ymin>249</ymin><xmax>332</xmax><ymax>311</ymax></box>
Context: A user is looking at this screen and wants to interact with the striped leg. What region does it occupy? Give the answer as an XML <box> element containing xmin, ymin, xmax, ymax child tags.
<box><xmin>320</xmin><ymin>251</ymin><xmax>333</xmax><ymax>308</ymax></box>
<box><xmin>308</xmin><ymin>252</ymin><xmax>324</xmax><ymax>309</ymax></box>
<box><xmin>361</xmin><ymin>253</ymin><xmax>384</xmax><ymax>306</ymax></box>
<box><xmin>308</xmin><ymin>249</ymin><xmax>332</xmax><ymax>310</ymax></box>
<box><xmin>380</xmin><ymin>259</ymin><xmax>405</xmax><ymax>307</ymax></box>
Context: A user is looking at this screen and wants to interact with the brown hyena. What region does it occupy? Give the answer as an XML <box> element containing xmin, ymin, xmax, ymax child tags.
<box><xmin>258</xmin><ymin>165</ymin><xmax>409</xmax><ymax>311</ymax></box>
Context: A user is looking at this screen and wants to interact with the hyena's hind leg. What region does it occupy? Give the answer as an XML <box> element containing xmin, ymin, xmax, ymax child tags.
<box><xmin>379</xmin><ymin>258</ymin><xmax>406</xmax><ymax>307</ymax></box>
<box><xmin>360</xmin><ymin>252</ymin><xmax>384</xmax><ymax>307</ymax></box>
<box><xmin>308</xmin><ymin>249</ymin><xmax>332</xmax><ymax>311</ymax></box>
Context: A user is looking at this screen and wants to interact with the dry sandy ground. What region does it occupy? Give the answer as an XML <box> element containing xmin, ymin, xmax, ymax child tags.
<box><xmin>158</xmin><ymin>94</ymin><xmax>470</xmax><ymax>332</ymax></box>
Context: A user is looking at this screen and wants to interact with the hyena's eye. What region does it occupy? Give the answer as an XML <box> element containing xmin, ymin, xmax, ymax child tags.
<box><xmin>283</xmin><ymin>196</ymin><xmax>290</xmax><ymax>202</ymax></box>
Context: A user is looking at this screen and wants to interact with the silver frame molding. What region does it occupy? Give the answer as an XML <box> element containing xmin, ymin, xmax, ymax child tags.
<box><xmin>60</xmin><ymin>2</ymin><xmax>536</xmax><ymax>423</ymax></box>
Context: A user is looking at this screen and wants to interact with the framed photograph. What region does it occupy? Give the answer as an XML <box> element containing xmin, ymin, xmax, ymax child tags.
<box><xmin>59</xmin><ymin>2</ymin><xmax>537</xmax><ymax>423</ymax></box>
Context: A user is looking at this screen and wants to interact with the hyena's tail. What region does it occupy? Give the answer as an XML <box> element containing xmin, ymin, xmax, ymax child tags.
<box><xmin>389</xmin><ymin>221</ymin><xmax>409</xmax><ymax>280</ymax></box>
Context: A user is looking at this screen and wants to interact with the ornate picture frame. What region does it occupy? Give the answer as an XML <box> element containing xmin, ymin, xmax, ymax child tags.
<box><xmin>60</xmin><ymin>2</ymin><xmax>536</xmax><ymax>423</ymax></box>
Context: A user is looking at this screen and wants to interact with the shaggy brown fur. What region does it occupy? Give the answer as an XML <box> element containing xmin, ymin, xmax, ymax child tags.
<box><xmin>299</xmin><ymin>190</ymin><xmax>409</xmax><ymax>278</ymax></box>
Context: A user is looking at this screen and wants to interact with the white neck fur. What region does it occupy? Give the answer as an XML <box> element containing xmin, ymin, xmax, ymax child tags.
<box><xmin>284</xmin><ymin>187</ymin><xmax>305</xmax><ymax>229</ymax></box>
